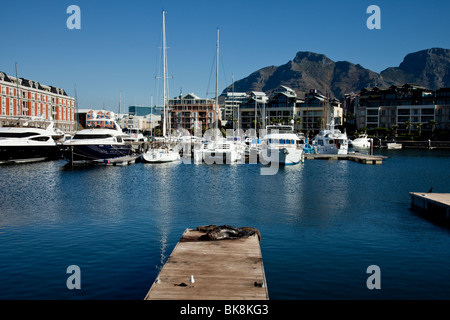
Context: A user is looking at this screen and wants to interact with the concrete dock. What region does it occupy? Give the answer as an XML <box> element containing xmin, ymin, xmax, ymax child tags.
<box><xmin>410</xmin><ymin>192</ymin><xmax>450</xmax><ymax>221</ymax></box>
<box><xmin>305</xmin><ymin>153</ymin><xmax>385</xmax><ymax>165</ymax></box>
<box><xmin>145</xmin><ymin>227</ymin><xmax>269</xmax><ymax>300</ymax></box>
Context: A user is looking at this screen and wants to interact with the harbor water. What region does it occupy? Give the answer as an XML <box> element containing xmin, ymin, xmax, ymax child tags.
<box><xmin>0</xmin><ymin>149</ymin><xmax>449</xmax><ymax>300</ymax></box>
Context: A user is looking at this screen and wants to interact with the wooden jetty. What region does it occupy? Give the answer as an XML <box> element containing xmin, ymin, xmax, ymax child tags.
<box><xmin>145</xmin><ymin>227</ymin><xmax>269</xmax><ymax>300</ymax></box>
<box><xmin>103</xmin><ymin>154</ymin><xmax>142</xmax><ymax>166</ymax></box>
<box><xmin>304</xmin><ymin>153</ymin><xmax>385</xmax><ymax>165</ymax></box>
<box><xmin>410</xmin><ymin>192</ymin><xmax>450</xmax><ymax>220</ymax></box>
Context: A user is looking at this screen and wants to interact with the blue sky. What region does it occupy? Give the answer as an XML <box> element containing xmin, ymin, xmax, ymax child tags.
<box><xmin>1</xmin><ymin>0</ymin><xmax>449</xmax><ymax>112</ymax></box>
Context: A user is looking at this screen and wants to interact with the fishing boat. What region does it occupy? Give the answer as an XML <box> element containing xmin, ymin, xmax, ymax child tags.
<box><xmin>260</xmin><ymin>125</ymin><xmax>304</xmax><ymax>166</ymax></box>
<box><xmin>63</xmin><ymin>110</ymin><xmax>132</xmax><ymax>165</ymax></box>
<box><xmin>313</xmin><ymin>117</ymin><xmax>348</xmax><ymax>155</ymax></box>
<box><xmin>0</xmin><ymin>117</ymin><xmax>64</xmax><ymax>164</ymax></box>
<box><xmin>143</xmin><ymin>11</ymin><xmax>180</xmax><ymax>164</ymax></box>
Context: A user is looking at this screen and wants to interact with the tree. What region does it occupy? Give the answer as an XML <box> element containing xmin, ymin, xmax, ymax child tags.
<box><xmin>405</xmin><ymin>120</ymin><xmax>412</xmax><ymax>135</ymax></box>
<box><xmin>417</xmin><ymin>122</ymin><xmax>423</xmax><ymax>137</ymax></box>
<box><xmin>428</xmin><ymin>119</ymin><xmax>437</xmax><ymax>139</ymax></box>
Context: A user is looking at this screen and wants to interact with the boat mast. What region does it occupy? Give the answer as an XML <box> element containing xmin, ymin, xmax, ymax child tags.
<box><xmin>162</xmin><ymin>10</ymin><xmax>168</xmax><ymax>138</ymax></box>
<box><xmin>215</xmin><ymin>28</ymin><xmax>219</xmax><ymax>134</ymax></box>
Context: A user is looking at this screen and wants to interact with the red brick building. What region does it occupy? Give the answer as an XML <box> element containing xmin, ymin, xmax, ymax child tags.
<box><xmin>0</xmin><ymin>71</ymin><xmax>76</xmax><ymax>133</ymax></box>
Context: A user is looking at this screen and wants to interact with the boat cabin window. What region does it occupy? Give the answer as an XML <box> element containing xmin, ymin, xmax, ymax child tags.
<box><xmin>318</xmin><ymin>140</ymin><xmax>324</xmax><ymax>146</ymax></box>
<box><xmin>328</xmin><ymin>140</ymin><xmax>335</xmax><ymax>145</ymax></box>
<box><xmin>0</xmin><ymin>132</ymin><xmax>39</xmax><ymax>138</ymax></box>
<box><xmin>30</xmin><ymin>136</ymin><xmax>50</xmax><ymax>141</ymax></box>
<box><xmin>73</xmin><ymin>134</ymin><xmax>113</xmax><ymax>140</ymax></box>
<box><xmin>117</xmin><ymin>137</ymin><xmax>123</xmax><ymax>143</ymax></box>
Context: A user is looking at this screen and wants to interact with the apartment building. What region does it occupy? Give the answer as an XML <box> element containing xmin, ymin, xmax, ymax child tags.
<box><xmin>355</xmin><ymin>84</ymin><xmax>450</xmax><ymax>132</ymax></box>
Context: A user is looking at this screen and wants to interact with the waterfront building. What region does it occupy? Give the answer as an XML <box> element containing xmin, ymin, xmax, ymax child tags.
<box><xmin>168</xmin><ymin>93</ymin><xmax>221</xmax><ymax>133</ymax></box>
<box><xmin>238</xmin><ymin>91</ymin><xmax>269</xmax><ymax>131</ymax></box>
<box><xmin>222</xmin><ymin>92</ymin><xmax>247</xmax><ymax>127</ymax></box>
<box><xmin>297</xmin><ymin>89</ymin><xmax>343</xmax><ymax>135</ymax></box>
<box><xmin>355</xmin><ymin>84</ymin><xmax>450</xmax><ymax>133</ymax></box>
<box><xmin>0</xmin><ymin>71</ymin><xmax>76</xmax><ymax>133</ymax></box>
<box><xmin>237</xmin><ymin>86</ymin><xmax>343</xmax><ymax>135</ymax></box>
<box><xmin>122</xmin><ymin>114</ymin><xmax>161</xmax><ymax>134</ymax></box>
<box><xmin>266</xmin><ymin>86</ymin><xmax>304</xmax><ymax>131</ymax></box>
<box><xmin>129</xmin><ymin>105</ymin><xmax>163</xmax><ymax>117</ymax></box>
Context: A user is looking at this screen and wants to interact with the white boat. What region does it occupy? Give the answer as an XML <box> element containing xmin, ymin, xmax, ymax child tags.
<box><xmin>143</xmin><ymin>11</ymin><xmax>180</xmax><ymax>164</ymax></box>
<box><xmin>63</xmin><ymin>110</ymin><xmax>132</xmax><ymax>165</ymax></box>
<box><xmin>387</xmin><ymin>142</ymin><xmax>402</xmax><ymax>150</ymax></box>
<box><xmin>313</xmin><ymin>118</ymin><xmax>348</xmax><ymax>155</ymax></box>
<box><xmin>350</xmin><ymin>134</ymin><xmax>371</xmax><ymax>149</ymax></box>
<box><xmin>143</xmin><ymin>146</ymin><xmax>180</xmax><ymax>163</ymax></box>
<box><xmin>260</xmin><ymin>125</ymin><xmax>304</xmax><ymax>166</ymax></box>
<box><xmin>194</xmin><ymin>135</ymin><xmax>245</xmax><ymax>164</ymax></box>
<box><xmin>0</xmin><ymin>117</ymin><xmax>64</xmax><ymax>163</ymax></box>
<box><xmin>193</xmin><ymin>28</ymin><xmax>245</xmax><ymax>165</ymax></box>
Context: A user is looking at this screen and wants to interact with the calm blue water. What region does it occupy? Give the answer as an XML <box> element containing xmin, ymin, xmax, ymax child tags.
<box><xmin>0</xmin><ymin>149</ymin><xmax>449</xmax><ymax>300</ymax></box>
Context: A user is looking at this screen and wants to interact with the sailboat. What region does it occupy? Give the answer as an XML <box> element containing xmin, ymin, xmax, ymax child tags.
<box><xmin>143</xmin><ymin>11</ymin><xmax>180</xmax><ymax>163</ymax></box>
<box><xmin>193</xmin><ymin>28</ymin><xmax>245</xmax><ymax>164</ymax></box>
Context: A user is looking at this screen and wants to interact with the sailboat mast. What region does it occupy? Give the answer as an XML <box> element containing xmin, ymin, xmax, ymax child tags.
<box><xmin>215</xmin><ymin>28</ymin><xmax>219</xmax><ymax>132</ymax></box>
<box><xmin>162</xmin><ymin>10</ymin><xmax>167</xmax><ymax>137</ymax></box>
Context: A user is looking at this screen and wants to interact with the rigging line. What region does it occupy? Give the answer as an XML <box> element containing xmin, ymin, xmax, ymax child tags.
<box><xmin>205</xmin><ymin>54</ymin><xmax>216</xmax><ymax>98</ymax></box>
<box><xmin>220</xmin><ymin>54</ymin><xmax>228</xmax><ymax>93</ymax></box>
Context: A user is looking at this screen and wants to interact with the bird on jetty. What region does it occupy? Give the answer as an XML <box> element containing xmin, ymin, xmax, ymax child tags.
<box><xmin>428</xmin><ymin>187</ymin><xmax>433</xmax><ymax>193</ymax></box>
<box><xmin>189</xmin><ymin>275</ymin><xmax>195</xmax><ymax>288</ymax></box>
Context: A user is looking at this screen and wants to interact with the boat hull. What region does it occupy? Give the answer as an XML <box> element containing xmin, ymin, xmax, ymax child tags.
<box><xmin>0</xmin><ymin>145</ymin><xmax>61</xmax><ymax>163</ymax></box>
<box><xmin>143</xmin><ymin>149</ymin><xmax>180</xmax><ymax>163</ymax></box>
<box><xmin>261</xmin><ymin>147</ymin><xmax>303</xmax><ymax>166</ymax></box>
<box><xmin>64</xmin><ymin>144</ymin><xmax>132</xmax><ymax>164</ymax></box>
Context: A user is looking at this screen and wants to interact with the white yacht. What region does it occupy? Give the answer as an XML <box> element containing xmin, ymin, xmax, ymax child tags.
<box><xmin>260</xmin><ymin>125</ymin><xmax>304</xmax><ymax>166</ymax></box>
<box><xmin>194</xmin><ymin>135</ymin><xmax>245</xmax><ymax>164</ymax></box>
<box><xmin>350</xmin><ymin>133</ymin><xmax>371</xmax><ymax>149</ymax></box>
<box><xmin>63</xmin><ymin>110</ymin><xmax>132</xmax><ymax>165</ymax></box>
<box><xmin>387</xmin><ymin>142</ymin><xmax>402</xmax><ymax>150</ymax></box>
<box><xmin>313</xmin><ymin>118</ymin><xmax>348</xmax><ymax>155</ymax></box>
<box><xmin>143</xmin><ymin>144</ymin><xmax>180</xmax><ymax>163</ymax></box>
<box><xmin>0</xmin><ymin>117</ymin><xmax>64</xmax><ymax>163</ymax></box>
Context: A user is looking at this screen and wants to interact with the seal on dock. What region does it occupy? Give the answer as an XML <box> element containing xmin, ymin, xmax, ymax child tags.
<box><xmin>195</xmin><ymin>225</ymin><xmax>261</xmax><ymax>241</ymax></box>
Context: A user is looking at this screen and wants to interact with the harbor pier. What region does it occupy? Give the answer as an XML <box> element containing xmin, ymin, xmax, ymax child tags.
<box><xmin>410</xmin><ymin>192</ymin><xmax>450</xmax><ymax>222</ymax></box>
<box><xmin>304</xmin><ymin>153</ymin><xmax>385</xmax><ymax>165</ymax></box>
<box><xmin>145</xmin><ymin>226</ymin><xmax>268</xmax><ymax>300</ymax></box>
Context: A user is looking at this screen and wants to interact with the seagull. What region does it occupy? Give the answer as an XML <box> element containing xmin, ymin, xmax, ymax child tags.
<box><xmin>189</xmin><ymin>275</ymin><xmax>195</xmax><ymax>288</ymax></box>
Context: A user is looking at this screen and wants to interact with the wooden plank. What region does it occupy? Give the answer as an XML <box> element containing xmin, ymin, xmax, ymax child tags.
<box><xmin>410</xmin><ymin>192</ymin><xmax>450</xmax><ymax>220</ymax></box>
<box><xmin>145</xmin><ymin>228</ymin><xmax>268</xmax><ymax>300</ymax></box>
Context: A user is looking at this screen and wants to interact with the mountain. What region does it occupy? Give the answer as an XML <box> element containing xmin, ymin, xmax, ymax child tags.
<box><xmin>224</xmin><ymin>48</ymin><xmax>450</xmax><ymax>98</ymax></box>
<box><xmin>380</xmin><ymin>48</ymin><xmax>450</xmax><ymax>90</ymax></box>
